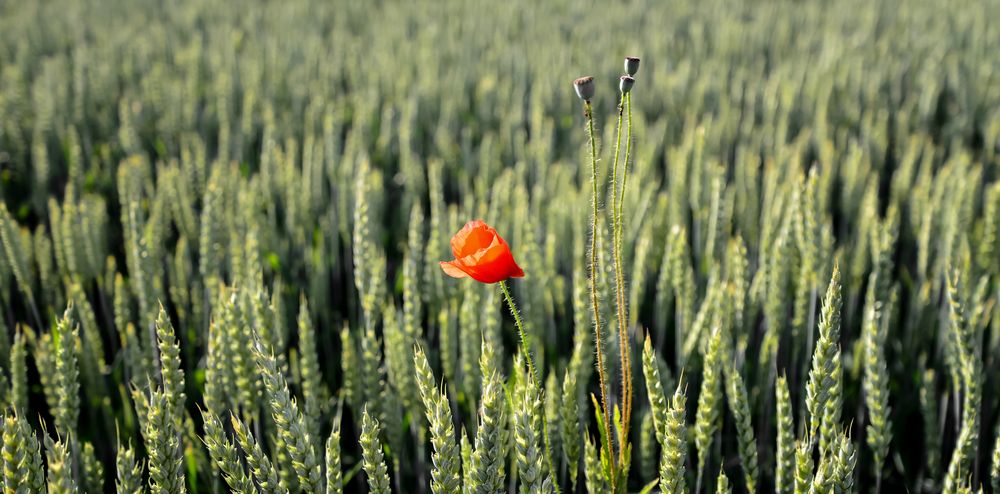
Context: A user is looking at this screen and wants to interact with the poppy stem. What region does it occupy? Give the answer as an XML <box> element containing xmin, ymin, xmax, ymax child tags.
<box><xmin>609</xmin><ymin>89</ymin><xmax>632</xmax><ymax>469</ymax></box>
<box><xmin>584</xmin><ymin>99</ymin><xmax>617</xmax><ymax>483</ymax></box>
<box><xmin>498</xmin><ymin>279</ymin><xmax>562</xmax><ymax>494</ymax></box>
<box><xmin>498</xmin><ymin>279</ymin><xmax>537</xmax><ymax>384</ymax></box>
<box><xmin>617</xmin><ymin>90</ymin><xmax>635</xmax><ymax>440</ymax></box>
<box><xmin>618</xmin><ymin>92</ymin><xmax>633</xmax><ymax>229</ymax></box>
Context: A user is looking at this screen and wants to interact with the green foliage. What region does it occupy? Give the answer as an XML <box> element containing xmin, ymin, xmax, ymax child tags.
<box><xmin>470</xmin><ymin>340</ymin><xmax>506</xmax><ymax>494</ymax></box>
<box><xmin>360</xmin><ymin>405</ymin><xmax>392</xmax><ymax>494</ymax></box>
<box><xmin>115</xmin><ymin>438</ymin><xmax>144</xmax><ymax>494</ymax></box>
<box><xmin>143</xmin><ymin>390</ymin><xmax>186</xmax><ymax>494</ymax></box>
<box><xmin>725</xmin><ymin>369</ymin><xmax>758</xmax><ymax>493</ymax></box>
<box><xmin>2</xmin><ymin>412</ymin><xmax>44</xmax><ymax>493</ymax></box>
<box><xmin>231</xmin><ymin>414</ymin><xmax>286</xmax><ymax>494</ymax></box>
<box><xmin>513</xmin><ymin>362</ymin><xmax>550</xmax><ymax>493</ymax></box>
<box><xmin>658</xmin><ymin>381</ymin><xmax>687</xmax><ymax>494</ymax></box>
<box><xmin>715</xmin><ymin>469</ymin><xmax>731</xmax><ymax>494</ymax></box>
<box><xmin>52</xmin><ymin>309</ymin><xmax>80</xmax><ymax>437</ymax></box>
<box><xmin>583</xmin><ymin>433</ymin><xmax>610</xmax><ymax>494</ymax></box>
<box><xmin>774</xmin><ymin>376</ymin><xmax>795</xmax><ymax>494</ymax></box>
<box><xmin>862</xmin><ymin>276</ymin><xmax>892</xmax><ymax>481</ymax></box>
<box><xmin>560</xmin><ymin>365</ymin><xmax>582</xmax><ymax>488</ymax></box>
<box><xmin>414</xmin><ymin>345</ymin><xmax>461</xmax><ymax>494</ymax></box>
<box><xmin>201</xmin><ymin>410</ymin><xmax>254</xmax><ymax>493</ymax></box>
<box><xmin>695</xmin><ymin>329</ymin><xmax>724</xmax><ymax>488</ymax></box>
<box><xmin>806</xmin><ymin>266</ymin><xmax>842</xmax><ymax>448</ymax></box>
<box><xmin>642</xmin><ymin>335</ymin><xmax>669</xmax><ymax>445</ymax></box>
<box><xmin>254</xmin><ymin>340</ymin><xmax>322</xmax><ymax>493</ymax></box>
<box><xmin>0</xmin><ymin>0</ymin><xmax>998</xmax><ymax>492</ymax></box>
<box><xmin>325</xmin><ymin>417</ymin><xmax>343</xmax><ymax>494</ymax></box>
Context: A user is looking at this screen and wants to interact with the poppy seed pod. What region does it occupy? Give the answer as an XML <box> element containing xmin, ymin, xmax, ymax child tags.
<box><xmin>625</xmin><ymin>56</ymin><xmax>640</xmax><ymax>76</ymax></box>
<box><xmin>619</xmin><ymin>75</ymin><xmax>635</xmax><ymax>94</ymax></box>
<box><xmin>573</xmin><ymin>76</ymin><xmax>595</xmax><ymax>101</ymax></box>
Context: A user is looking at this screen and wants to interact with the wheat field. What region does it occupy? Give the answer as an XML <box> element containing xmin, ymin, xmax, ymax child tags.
<box><xmin>0</xmin><ymin>0</ymin><xmax>999</xmax><ymax>492</ymax></box>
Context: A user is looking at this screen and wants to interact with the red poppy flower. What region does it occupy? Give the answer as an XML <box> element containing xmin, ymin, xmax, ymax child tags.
<box><xmin>440</xmin><ymin>220</ymin><xmax>525</xmax><ymax>284</ymax></box>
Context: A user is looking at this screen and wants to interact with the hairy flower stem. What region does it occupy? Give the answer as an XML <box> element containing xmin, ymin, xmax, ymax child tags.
<box><xmin>584</xmin><ymin>99</ymin><xmax>616</xmax><ymax>483</ymax></box>
<box><xmin>499</xmin><ymin>280</ymin><xmax>561</xmax><ymax>493</ymax></box>
<box><xmin>610</xmin><ymin>90</ymin><xmax>633</xmax><ymax>460</ymax></box>
<box><xmin>499</xmin><ymin>280</ymin><xmax>538</xmax><ymax>384</ymax></box>
<box><xmin>618</xmin><ymin>93</ymin><xmax>633</xmax><ymax>225</ymax></box>
<box><xmin>619</xmin><ymin>91</ymin><xmax>635</xmax><ymax>435</ymax></box>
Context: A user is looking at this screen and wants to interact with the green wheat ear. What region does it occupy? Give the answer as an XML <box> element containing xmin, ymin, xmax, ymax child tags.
<box><xmin>861</xmin><ymin>276</ymin><xmax>892</xmax><ymax>488</ymax></box>
<box><xmin>775</xmin><ymin>376</ymin><xmax>795</xmax><ymax>494</ymax></box>
<box><xmin>919</xmin><ymin>368</ymin><xmax>941</xmax><ymax>480</ymax></box>
<box><xmin>0</xmin><ymin>203</ymin><xmax>41</xmax><ymax>328</ymax></box>
<box><xmin>325</xmin><ymin>414</ymin><xmax>343</xmax><ymax>494</ymax></box>
<box><xmin>512</xmin><ymin>359</ymin><xmax>549</xmax><ymax>493</ymax></box>
<box><xmin>9</xmin><ymin>331</ymin><xmax>27</xmax><ymax>413</ymax></box>
<box><xmin>659</xmin><ymin>379</ymin><xmax>687</xmax><ymax>494</ymax></box>
<box><xmin>583</xmin><ymin>430</ymin><xmax>610</xmax><ymax>494</ymax></box>
<box><xmin>145</xmin><ymin>389</ymin><xmax>186</xmax><ymax>494</ymax></box>
<box><xmin>44</xmin><ymin>433</ymin><xmax>76</xmax><ymax>494</ymax></box>
<box><xmin>297</xmin><ymin>295</ymin><xmax>325</xmax><ymax>441</ymax></box>
<box><xmin>52</xmin><ymin>307</ymin><xmax>80</xmax><ymax>438</ymax></box>
<box><xmin>339</xmin><ymin>324</ymin><xmax>360</xmax><ymax>409</ymax></box>
<box><xmin>715</xmin><ymin>469</ymin><xmax>732</xmax><ymax>494</ymax></box>
<box><xmin>833</xmin><ymin>432</ymin><xmax>857</xmax><ymax>493</ymax></box>
<box><xmin>1</xmin><ymin>411</ymin><xmax>44</xmax><ymax>492</ymax></box>
<box><xmin>201</xmin><ymin>409</ymin><xmax>254</xmax><ymax>493</ymax></box>
<box><xmin>155</xmin><ymin>305</ymin><xmax>186</xmax><ymax>439</ymax></box>
<box><xmin>560</xmin><ymin>364</ymin><xmax>582</xmax><ymax>488</ymax></box>
<box><xmin>641</xmin><ymin>334</ymin><xmax>669</xmax><ymax>445</ymax></box>
<box><xmin>793</xmin><ymin>439</ymin><xmax>813</xmax><ymax>494</ymax></box>
<box><xmin>81</xmin><ymin>440</ymin><xmax>104</xmax><ymax>493</ymax></box>
<box><xmin>806</xmin><ymin>264</ymin><xmax>842</xmax><ymax>445</ymax></box>
<box><xmin>943</xmin><ymin>271</ymin><xmax>982</xmax><ymax>494</ymax></box>
<box><xmin>230</xmin><ymin>413</ymin><xmax>285</xmax><ymax>494</ymax></box>
<box><xmin>360</xmin><ymin>405</ymin><xmax>392</xmax><ymax>494</ymax></box>
<box><xmin>634</xmin><ymin>410</ymin><xmax>654</xmax><ymax>481</ymax></box>
<box><xmin>470</xmin><ymin>338</ymin><xmax>506</xmax><ymax>494</ymax></box>
<box><xmin>725</xmin><ymin>368</ymin><xmax>758</xmax><ymax>493</ymax></box>
<box><xmin>544</xmin><ymin>371</ymin><xmax>562</xmax><ymax>486</ymax></box>
<box><xmin>695</xmin><ymin>328</ymin><xmax>723</xmax><ymax>491</ymax></box>
<box><xmin>414</xmin><ymin>344</ymin><xmax>461</xmax><ymax>494</ymax></box>
<box><xmin>116</xmin><ymin>436</ymin><xmax>145</xmax><ymax>494</ymax></box>
<box><xmin>254</xmin><ymin>338</ymin><xmax>323</xmax><ymax>493</ymax></box>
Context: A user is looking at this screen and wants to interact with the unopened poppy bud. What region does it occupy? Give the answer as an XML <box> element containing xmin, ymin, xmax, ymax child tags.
<box><xmin>619</xmin><ymin>75</ymin><xmax>635</xmax><ymax>94</ymax></box>
<box><xmin>573</xmin><ymin>76</ymin><xmax>595</xmax><ymax>101</ymax></box>
<box><xmin>624</xmin><ymin>56</ymin><xmax>640</xmax><ymax>76</ymax></box>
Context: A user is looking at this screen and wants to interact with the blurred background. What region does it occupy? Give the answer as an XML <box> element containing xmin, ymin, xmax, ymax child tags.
<box><xmin>1</xmin><ymin>0</ymin><xmax>999</xmax><ymax>492</ymax></box>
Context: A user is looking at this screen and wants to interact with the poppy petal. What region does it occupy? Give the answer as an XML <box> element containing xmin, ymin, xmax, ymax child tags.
<box><xmin>450</xmin><ymin>220</ymin><xmax>488</xmax><ymax>258</ymax></box>
<box><xmin>441</xmin><ymin>220</ymin><xmax>523</xmax><ymax>284</ymax></box>
<box><xmin>439</xmin><ymin>260</ymin><xmax>469</xmax><ymax>279</ymax></box>
<box><xmin>463</xmin><ymin>227</ymin><xmax>496</xmax><ymax>258</ymax></box>
<box><xmin>472</xmin><ymin>236</ymin><xmax>504</xmax><ymax>263</ymax></box>
<box><xmin>509</xmin><ymin>262</ymin><xmax>525</xmax><ymax>278</ymax></box>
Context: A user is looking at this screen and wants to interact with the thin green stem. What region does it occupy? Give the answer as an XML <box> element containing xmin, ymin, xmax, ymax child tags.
<box><xmin>618</xmin><ymin>92</ymin><xmax>633</xmax><ymax>235</ymax></box>
<box><xmin>618</xmin><ymin>91</ymin><xmax>634</xmax><ymax>431</ymax></box>
<box><xmin>584</xmin><ymin>100</ymin><xmax>616</xmax><ymax>482</ymax></box>
<box><xmin>499</xmin><ymin>279</ymin><xmax>561</xmax><ymax>493</ymax></box>
<box><xmin>611</xmin><ymin>95</ymin><xmax>625</xmax><ymax>242</ymax></box>
<box><xmin>609</xmin><ymin>91</ymin><xmax>632</xmax><ymax>460</ymax></box>
<box><xmin>499</xmin><ymin>280</ymin><xmax>537</xmax><ymax>384</ymax></box>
